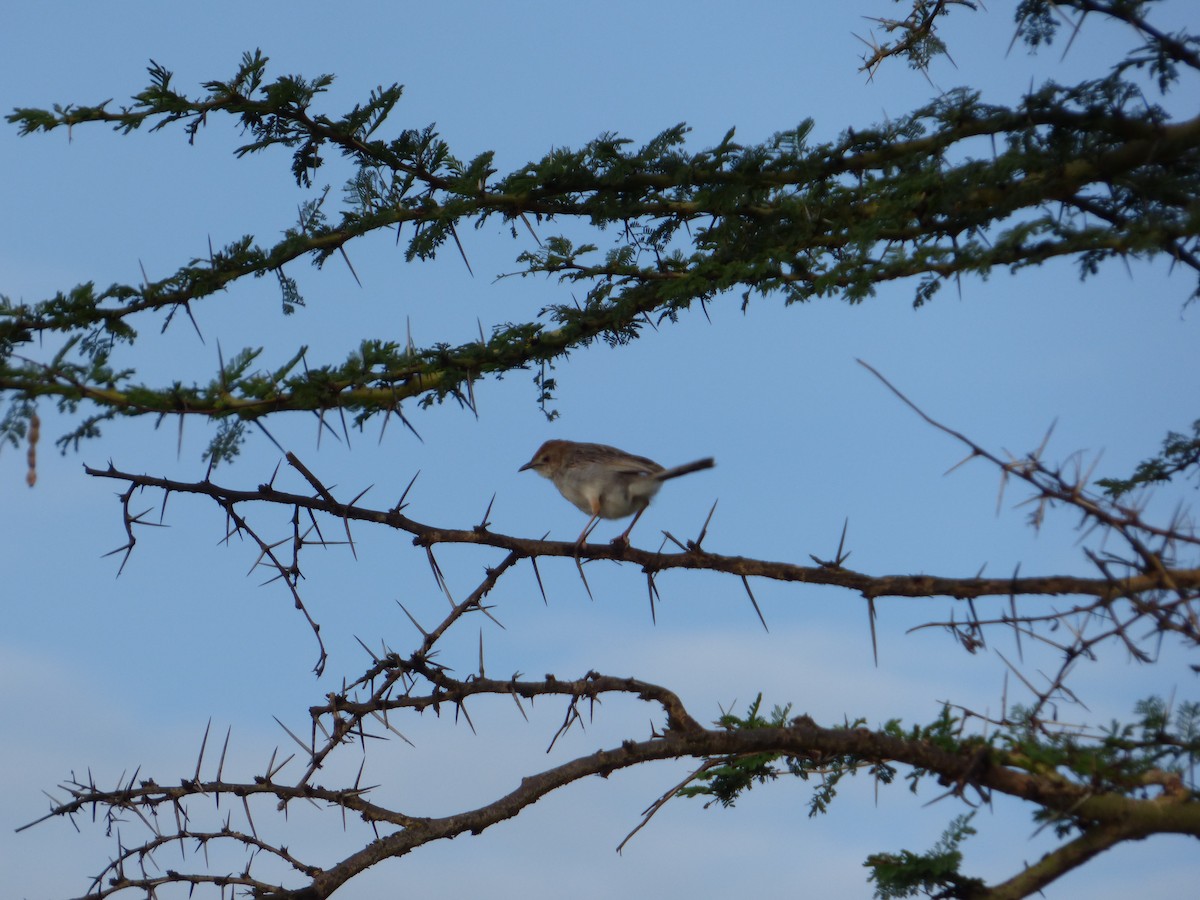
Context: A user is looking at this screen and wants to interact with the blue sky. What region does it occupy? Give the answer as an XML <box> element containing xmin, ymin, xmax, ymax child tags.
<box><xmin>3</xmin><ymin>2</ymin><xmax>1198</xmax><ymax>897</ymax></box>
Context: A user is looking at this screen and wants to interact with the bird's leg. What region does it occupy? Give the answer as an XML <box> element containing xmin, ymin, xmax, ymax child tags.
<box><xmin>574</xmin><ymin>499</ymin><xmax>603</xmax><ymax>556</ymax></box>
<box><xmin>573</xmin><ymin>509</ymin><xmax>602</xmax><ymax>597</ymax></box>
<box><xmin>614</xmin><ymin>506</ymin><xmax>647</xmax><ymax>547</ymax></box>
<box><xmin>575</xmin><ymin>514</ymin><xmax>601</xmax><ymax>549</ymax></box>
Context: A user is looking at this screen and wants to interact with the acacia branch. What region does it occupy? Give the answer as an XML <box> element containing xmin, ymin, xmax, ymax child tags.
<box><xmin>5</xmin><ymin>45</ymin><xmax>1198</xmax><ymax>457</ymax></box>
<box><xmin>30</xmin><ymin>695</ymin><xmax>1199</xmax><ymax>900</ymax></box>
<box><xmin>82</xmin><ymin>461</ymin><xmax>1200</xmax><ymax>606</ymax></box>
<box><xmin>34</xmin><ymin>413</ymin><xmax>1200</xmax><ymax>899</ymax></box>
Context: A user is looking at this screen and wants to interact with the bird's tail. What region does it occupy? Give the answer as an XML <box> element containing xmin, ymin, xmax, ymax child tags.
<box><xmin>656</xmin><ymin>458</ymin><xmax>715</xmax><ymax>481</ymax></box>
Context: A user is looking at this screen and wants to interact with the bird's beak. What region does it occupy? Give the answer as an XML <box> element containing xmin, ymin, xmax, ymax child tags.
<box><xmin>518</xmin><ymin>460</ymin><xmax>534</xmax><ymax>472</ymax></box>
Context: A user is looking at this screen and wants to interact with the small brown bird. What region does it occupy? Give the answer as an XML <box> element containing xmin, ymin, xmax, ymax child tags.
<box><xmin>519</xmin><ymin>439</ymin><xmax>715</xmax><ymax>546</ymax></box>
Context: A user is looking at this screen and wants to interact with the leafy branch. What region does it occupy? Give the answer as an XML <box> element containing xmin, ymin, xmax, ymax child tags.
<box><xmin>5</xmin><ymin>1</ymin><xmax>1200</xmax><ymax>463</ymax></box>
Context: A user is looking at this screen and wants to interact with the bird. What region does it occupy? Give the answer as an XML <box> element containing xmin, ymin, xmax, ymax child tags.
<box><xmin>519</xmin><ymin>439</ymin><xmax>714</xmax><ymax>546</ymax></box>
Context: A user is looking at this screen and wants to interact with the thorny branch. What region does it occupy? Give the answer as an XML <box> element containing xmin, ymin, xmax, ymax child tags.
<box><xmin>4</xmin><ymin>0</ymin><xmax>1200</xmax><ymax>467</ymax></box>
<box><xmin>25</xmin><ymin>691</ymin><xmax>1200</xmax><ymax>900</ymax></box>
<box><xmin>12</xmin><ymin>4</ymin><xmax>1200</xmax><ymax>896</ymax></box>
<box><xmin>26</xmin><ymin>384</ymin><xmax>1198</xmax><ymax>898</ymax></box>
<box><xmin>859</xmin><ymin>358</ymin><xmax>1200</xmax><ymax>715</ymax></box>
<box><xmin>83</xmin><ymin>431</ymin><xmax>1200</xmax><ymax>686</ymax></box>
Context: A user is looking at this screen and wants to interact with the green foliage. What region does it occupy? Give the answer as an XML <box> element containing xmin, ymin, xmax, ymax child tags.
<box><xmin>1133</xmin><ymin>696</ymin><xmax>1200</xmax><ymax>781</ymax></box>
<box><xmin>1007</xmin><ymin>696</ymin><xmax>1196</xmax><ymax>785</ymax></box>
<box><xmin>993</xmin><ymin>697</ymin><xmax>1200</xmax><ymax>837</ymax></box>
<box><xmin>682</xmin><ymin>694</ymin><xmax>1199</xmax><ymax>876</ymax></box>
<box><xmin>880</xmin><ymin>705</ymin><xmax>969</xmax><ymax>794</ymax></box>
<box><xmin>4</xmin><ymin>6</ymin><xmax>1198</xmax><ymax>459</ymax></box>
<box><xmin>677</xmin><ymin>696</ymin><xmax>796</xmax><ymax>808</ymax></box>
<box><xmin>0</xmin><ymin>392</ymin><xmax>35</xmax><ymax>450</ymax></box>
<box><xmin>1013</xmin><ymin>0</ymin><xmax>1061</xmax><ymax>49</ymax></box>
<box><xmin>865</xmin><ymin>813</ymin><xmax>984</xmax><ymax>899</ymax></box>
<box><xmin>205</xmin><ymin>418</ymin><xmax>247</xmax><ymax>466</ymax></box>
<box><xmin>678</xmin><ymin>696</ymin><xmax>925</xmax><ymax>816</ymax></box>
<box><xmin>1098</xmin><ymin>419</ymin><xmax>1200</xmax><ymax>498</ymax></box>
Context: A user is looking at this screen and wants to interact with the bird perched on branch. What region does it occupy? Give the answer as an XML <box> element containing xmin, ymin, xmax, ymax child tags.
<box><xmin>519</xmin><ymin>439</ymin><xmax>714</xmax><ymax>546</ymax></box>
